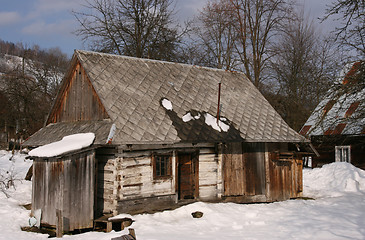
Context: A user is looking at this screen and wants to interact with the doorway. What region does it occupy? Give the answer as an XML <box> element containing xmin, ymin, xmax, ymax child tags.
<box><xmin>177</xmin><ymin>152</ymin><xmax>199</xmax><ymax>200</ymax></box>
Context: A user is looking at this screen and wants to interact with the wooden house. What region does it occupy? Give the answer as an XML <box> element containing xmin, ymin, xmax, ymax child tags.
<box><xmin>300</xmin><ymin>61</ymin><xmax>365</xmax><ymax>169</ymax></box>
<box><xmin>24</xmin><ymin>50</ymin><xmax>308</xmax><ymax>231</ymax></box>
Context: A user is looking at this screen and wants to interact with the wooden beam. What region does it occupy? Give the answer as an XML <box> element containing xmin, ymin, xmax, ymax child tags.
<box><xmin>56</xmin><ymin>209</ymin><xmax>63</xmax><ymax>238</ymax></box>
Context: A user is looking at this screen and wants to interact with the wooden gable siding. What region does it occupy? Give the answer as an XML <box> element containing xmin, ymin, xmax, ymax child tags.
<box><xmin>48</xmin><ymin>62</ymin><xmax>109</xmax><ymax>124</ymax></box>
<box><xmin>32</xmin><ymin>150</ymin><xmax>95</xmax><ymax>231</ymax></box>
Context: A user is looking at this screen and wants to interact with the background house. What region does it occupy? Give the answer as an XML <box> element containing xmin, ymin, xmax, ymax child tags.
<box><xmin>300</xmin><ymin>61</ymin><xmax>365</xmax><ymax>169</ymax></box>
<box><xmin>24</xmin><ymin>50</ymin><xmax>308</xmax><ymax>231</ymax></box>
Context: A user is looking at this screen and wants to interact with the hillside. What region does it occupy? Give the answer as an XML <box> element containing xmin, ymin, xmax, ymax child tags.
<box><xmin>0</xmin><ymin>41</ymin><xmax>68</xmax><ymax>147</ymax></box>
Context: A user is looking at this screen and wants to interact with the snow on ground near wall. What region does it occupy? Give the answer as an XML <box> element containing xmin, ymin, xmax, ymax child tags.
<box><xmin>0</xmin><ymin>151</ymin><xmax>365</xmax><ymax>240</ymax></box>
<box><xmin>28</xmin><ymin>133</ymin><xmax>95</xmax><ymax>158</ymax></box>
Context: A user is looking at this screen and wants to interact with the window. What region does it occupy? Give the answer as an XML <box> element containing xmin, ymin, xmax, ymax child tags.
<box><xmin>153</xmin><ymin>153</ymin><xmax>172</xmax><ymax>179</ymax></box>
<box><xmin>303</xmin><ymin>156</ymin><xmax>312</xmax><ymax>168</ymax></box>
<box><xmin>335</xmin><ymin>146</ymin><xmax>351</xmax><ymax>163</ymax></box>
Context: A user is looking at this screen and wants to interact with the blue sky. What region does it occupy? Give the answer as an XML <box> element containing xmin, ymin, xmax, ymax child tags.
<box><xmin>0</xmin><ymin>0</ymin><xmax>337</xmax><ymax>57</ymax></box>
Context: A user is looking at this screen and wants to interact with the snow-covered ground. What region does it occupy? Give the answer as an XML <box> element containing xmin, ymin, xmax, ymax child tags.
<box><xmin>0</xmin><ymin>150</ymin><xmax>364</xmax><ymax>240</ymax></box>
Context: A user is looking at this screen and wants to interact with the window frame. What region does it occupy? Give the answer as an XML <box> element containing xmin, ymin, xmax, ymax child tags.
<box><xmin>152</xmin><ymin>152</ymin><xmax>172</xmax><ymax>180</ymax></box>
<box><xmin>335</xmin><ymin>145</ymin><xmax>351</xmax><ymax>163</ymax></box>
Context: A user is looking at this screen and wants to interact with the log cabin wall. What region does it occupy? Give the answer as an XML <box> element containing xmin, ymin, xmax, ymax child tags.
<box><xmin>95</xmin><ymin>147</ymin><xmax>118</xmax><ymax>217</ymax></box>
<box><xmin>116</xmin><ymin>147</ymin><xmax>177</xmax><ymax>214</ymax></box>
<box><xmin>198</xmin><ymin>146</ymin><xmax>221</xmax><ymax>201</ymax></box>
<box><xmin>48</xmin><ymin>62</ymin><xmax>109</xmax><ymax>123</ymax></box>
<box><xmin>93</xmin><ymin>142</ymin><xmax>303</xmax><ymax>215</ymax></box>
<box><xmin>114</xmin><ymin>144</ymin><xmax>220</xmax><ymax>214</ymax></box>
<box><xmin>310</xmin><ymin>135</ymin><xmax>365</xmax><ymax>170</ymax></box>
<box><xmin>32</xmin><ymin>149</ymin><xmax>95</xmax><ymax>231</ymax></box>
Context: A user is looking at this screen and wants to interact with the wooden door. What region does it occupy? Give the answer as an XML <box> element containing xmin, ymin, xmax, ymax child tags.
<box><xmin>178</xmin><ymin>152</ymin><xmax>198</xmax><ymax>199</ymax></box>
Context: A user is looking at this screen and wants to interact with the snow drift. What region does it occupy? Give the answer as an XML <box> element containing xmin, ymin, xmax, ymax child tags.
<box><xmin>303</xmin><ymin>162</ymin><xmax>365</xmax><ymax>198</ymax></box>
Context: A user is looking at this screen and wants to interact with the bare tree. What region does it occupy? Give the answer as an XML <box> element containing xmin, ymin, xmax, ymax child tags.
<box><xmin>26</xmin><ymin>47</ymin><xmax>68</xmax><ymax>98</ymax></box>
<box><xmin>193</xmin><ymin>0</ymin><xmax>238</xmax><ymax>70</ymax></box>
<box><xmin>268</xmin><ymin>12</ymin><xmax>341</xmax><ymax>131</ymax></box>
<box><xmin>73</xmin><ymin>0</ymin><xmax>186</xmax><ymax>61</ymax></box>
<box><xmin>229</xmin><ymin>0</ymin><xmax>293</xmax><ymax>89</ymax></box>
<box><xmin>322</xmin><ymin>0</ymin><xmax>365</xmax><ymax>56</ymax></box>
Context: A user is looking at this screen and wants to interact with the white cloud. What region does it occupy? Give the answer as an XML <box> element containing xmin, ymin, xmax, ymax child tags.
<box><xmin>0</xmin><ymin>11</ymin><xmax>21</xmax><ymax>26</ymax></box>
<box><xmin>21</xmin><ymin>19</ymin><xmax>76</xmax><ymax>37</ymax></box>
<box><xmin>27</xmin><ymin>0</ymin><xmax>84</xmax><ymax>19</ymax></box>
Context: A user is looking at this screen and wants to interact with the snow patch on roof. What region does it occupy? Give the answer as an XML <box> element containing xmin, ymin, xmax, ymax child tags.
<box><xmin>161</xmin><ymin>98</ymin><xmax>173</xmax><ymax>111</ymax></box>
<box><xmin>28</xmin><ymin>133</ymin><xmax>95</xmax><ymax>157</ymax></box>
<box><xmin>182</xmin><ymin>112</ymin><xmax>201</xmax><ymax>122</ymax></box>
<box><xmin>205</xmin><ymin>113</ymin><xmax>230</xmax><ymax>132</ymax></box>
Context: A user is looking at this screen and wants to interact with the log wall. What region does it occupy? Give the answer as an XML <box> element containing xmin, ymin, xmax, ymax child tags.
<box><xmin>94</xmin><ymin>142</ymin><xmax>303</xmax><ymax>215</ymax></box>
<box><xmin>198</xmin><ymin>147</ymin><xmax>219</xmax><ymax>201</ymax></box>
<box><xmin>116</xmin><ymin>148</ymin><xmax>176</xmax><ymax>214</ymax></box>
<box><xmin>95</xmin><ymin>147</ymin><xmax>118</xmax><ymax>216</ymax></box>
<box><xmin>115</xmin><ymin>144</ymin><xmax>220</xmax><ymax>213</ymax></box>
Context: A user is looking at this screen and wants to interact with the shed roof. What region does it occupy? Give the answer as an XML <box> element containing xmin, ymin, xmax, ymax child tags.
<box><xmin>24</xmin><ymin>120</ymin><xmax>113</xmax><ymax>146</ymax></box>
<box><xmin>25</xmin><ymin>50</ymin><xmax>306</xmax><ymax>146</ymax></box>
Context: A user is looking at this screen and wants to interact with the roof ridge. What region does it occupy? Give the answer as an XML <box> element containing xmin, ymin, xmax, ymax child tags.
<box><xmin>74</xmin><ymin>49</ymin><xmax>243</xmax><ymax>75</ymax></box>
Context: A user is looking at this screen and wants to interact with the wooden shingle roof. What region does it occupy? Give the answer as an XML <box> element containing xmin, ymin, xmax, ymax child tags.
<box><xmin>25</xmin><ymin>50</ymin><xmax>306</xmax><ymax>146</ymax></box>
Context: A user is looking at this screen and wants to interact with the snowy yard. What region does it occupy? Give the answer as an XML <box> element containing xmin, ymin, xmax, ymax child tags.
<box><xmin>0</xmin><ymin>150</ymin><xmax>365</xmax><ymax>240</ymax></box>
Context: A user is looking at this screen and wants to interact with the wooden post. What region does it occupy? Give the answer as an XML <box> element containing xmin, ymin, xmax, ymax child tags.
<box><xmin>216</xmin><ymin>82</ymin><xmax>221</xmax><ymax>123</ymax></box>
<box><xmin>56</xmin><ymin>209</ymin><xmax>63</xmax><ymax>238</ymax></box>
<box><xmin>106</xmin><ymin>221</ymin><xmax>112</xmax><ymax>232</ymax></box>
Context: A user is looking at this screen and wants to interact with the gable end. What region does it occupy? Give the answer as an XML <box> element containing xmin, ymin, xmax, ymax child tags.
<box><xmin>47</xmin><ymin>60</ymin><xmax>109</xmax><ymax>124</ymax></box>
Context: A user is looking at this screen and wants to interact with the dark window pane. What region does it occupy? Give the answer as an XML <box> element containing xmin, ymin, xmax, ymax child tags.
<box><xmin>154</xmin><ymin>154</ymin><xmax>170</xmax><ymax>178</ymax></box>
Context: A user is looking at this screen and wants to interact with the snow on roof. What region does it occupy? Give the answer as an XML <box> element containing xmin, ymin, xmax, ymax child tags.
<box><xmin>301</xmin><ymin>61</ymin><xmax>364</xmax><ymax>136</ymax></box>
<box><xmin>28</xmin><ymin>133</ymin><xmax>95</xmax><ymax>158</ymax></box>
<box><xmin>161</xmin><ymin>98</ymin><xmax>173</xmax><ymax>111</ymax></box>
<box><xmin>182</xmin><ymin>112</ymin><xmax>201</xmax><ymax>122</ymax></box>
<box><xmin>205</xmin><ymin>113</ymin><xmax>230</xmax><ymax>132</ymax></box>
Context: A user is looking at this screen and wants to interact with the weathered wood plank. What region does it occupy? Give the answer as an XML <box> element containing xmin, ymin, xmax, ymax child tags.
<box><xmin>199</xmin><ymin>185</ymin><xmax>217</xmax><ymax>200</ymax></box>
<box><xmin>32</xmin><ymin>150</ymin><xmax>95</xmax><ymax>231</ymax></box>
<box><xmin>223</xmin><ymin>142</ymin><xmax>245</xmax><ymax>196</ymax></box>
<box><xmin>48</xmin><ymin>62</ymin><xmax>109</xmax><ymax>123</ymax></box>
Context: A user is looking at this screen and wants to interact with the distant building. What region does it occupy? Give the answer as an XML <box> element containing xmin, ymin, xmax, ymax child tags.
<box><xmin>300</xmin><ymin>61</ymin><xmax>365</xmax><ymax>169</ymax></box>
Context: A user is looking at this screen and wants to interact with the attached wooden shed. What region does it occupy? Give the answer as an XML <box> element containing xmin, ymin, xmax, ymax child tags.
<box><xmin>24</xmin><ymin>50</ymin><xmax>308</xmax><ymax>230</ymax></box>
